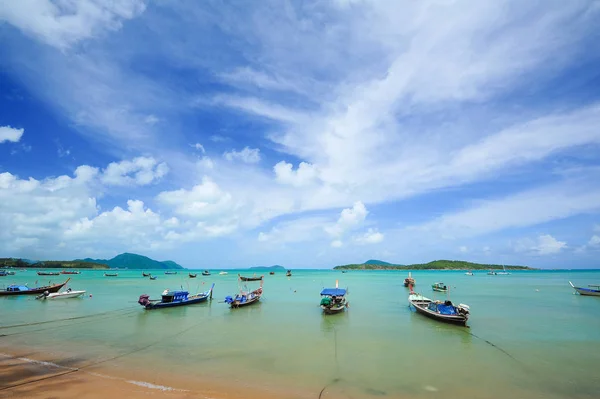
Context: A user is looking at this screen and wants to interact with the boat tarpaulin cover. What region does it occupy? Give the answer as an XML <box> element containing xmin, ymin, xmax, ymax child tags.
<box><xmin>320</xmin><ymin>288</ymin><xmax>346</xmax><ymax>296</ymax></box>
<box><xmin>437</xmin><ymin>304</ymin><xmax>457</xmax><ymax>315</ymax></box>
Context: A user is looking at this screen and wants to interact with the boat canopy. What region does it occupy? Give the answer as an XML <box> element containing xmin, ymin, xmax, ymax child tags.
<box><xmin>7</xmin><ymin>285</ymin><xmax>30</xmax><ymax>292</ymax></box>
<box><xmin>320</xmin><ymin>288</ymin><xmax>346</xmax><ymax>296</ymax></box>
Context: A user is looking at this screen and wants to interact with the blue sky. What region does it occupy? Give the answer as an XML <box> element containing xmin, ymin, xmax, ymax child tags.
<box><xmin>1</xmin><ymin>0</ymin><xmax>600</xmax><ymax>269</ymax></box>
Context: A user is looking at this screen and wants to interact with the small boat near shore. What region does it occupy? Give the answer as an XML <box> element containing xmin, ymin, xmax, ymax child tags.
<box><xmin>104</xmin><ymin>272</ymin><xmax>118</xmax><ymax>277</ymax></box>
<box><xmin>404</xmin><ymin>272</ymin><xmax>415</xmax><ymax>287</ymax></box>
<box><xmin>569</xmin><ymin>281</ymin><xmax>600</xmax><ymax>296</ymax></box>
<box><xmin>60</xmin><ymin>270</ymin><xmax>81</xmax><ymax>275</ymax></box>
<box><xmin>409</xmin><ymin>291</ymin><xmax>470</xmax><ymax>326</ymax></box>
<box><xmin>0</xmin><ymin>278</ymin><xmax>71</xmax><ymax>296</ymax></box>
<box><xmin>149</xmin><ymin>275</ymin><xmax>157</xmax><ymax>280</ymax></box>
<box><xmin>225</xmin><ymin>279</ymin><xmax>263</xmax><ymax>308</ymax></box>
<box><xmin>286</xmin><ymin>270</ymin><xmax>292</xmax><ymax>277</ymax></box>
<box><xmin>465</xmin><ymin>271</ymin><xmax>474</xmax><ymax>276</ymax></box>
<box><xmin>238</xmin><ymin>274</ymin><xmax>263</xmax><ymax>281</ymax></box>
<box><xmin>487</xmin><ymin>270</ymin><xmax>497</xmax><ymax>275</ymax></box>
<box><xmin>37</xmin><ymin>287</ymin><xmax>86</xmax><ymax>300</ymax></box>
<box><xmin>432</xmin><ymin>282</ymin><xmax>448</xmax><ymax>292</ymax></box>
<box><xmin>142</xmin><ymin>272</ymin><xmax>151</xmax><ymax>277</ymax></box>
<box><xmin>496</xmin><ymin>266</ymin><xmax>511</xmax><ymax>275</ymax></box>
<box><xmin>320</xmin><ymin>280</ymin><xmax>348</xmax><ymax>315</ymax></box>
<box><xmin>219</xmin><ymin>271</ymin><xmax>228</xmax><ymax>275</ymax></box>
<box><xmin>269</xmin><ymin>271</ymin><xmax>275</xmax><ymax>275</ymax></box>
<box><xmin>189</xmin><ymin>273</ymin><xmax>197</xmax><ymax>278</ymax></box>
<box><xmin>164</xmin><ymin>271</ymin><xmax>178</xmax><ymax>275</ymax></box>
<box><xmin>202</xmin><ymin>270</ymin><xmax>211</xmax><ymax>276</ymax></box>
<box><xmin>37</xmin><ymin>271</ymin><xmax>60</xmax><ymax>276</ymax></box>
<box><xmin>138</xmin><ymin>284</ymin><xmax>214</xmax><ymax>310</ymax></box>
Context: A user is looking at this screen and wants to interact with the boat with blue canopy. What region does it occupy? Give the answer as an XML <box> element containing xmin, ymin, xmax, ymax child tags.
<box><xmin>138</xmin><ymin>283</ymin><xmax>214</xmax><ymax>310</ymax></box>
<box><xmin>409</xmin><ymin>291</ymin><xmax>470</xmax><ymax>326</ymax></box>
<box><xmin>0</xmin><ymin>278</ymin><xmax>70</xmax><ymax>296</ymax></box>
<box><xmin>320</xmin><ymin>281</ymin><xmax>348</xmax><ymax>314</ymax></box>
<box><xmin>569</xmin><ymin>281</ymin><xmax>600</xmax><ymax>296</ymax></box>
<box><xmin>225</xmin><ymin>278</ymin><xmax>263</xmax><ymax>308</ymax></box>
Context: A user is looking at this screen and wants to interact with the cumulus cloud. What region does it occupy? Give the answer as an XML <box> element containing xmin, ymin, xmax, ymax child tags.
<box><xmin>257</xmin><ymin>217</ymin><xmax>329</xmax><ymax>245</ymax></box>
<box><xmin>326</xmin><ymin>201</ymin><xmax>368</xmax><ymax>238</ymax></box>
<box><xmin>223</xmin><ymin>147</ymin><xmax>261</xmax><ymax>163</ymax></box>
<box><xmin>192</xmin><ymin>143</ymin><xmax>206</xmax><ymax>153</ymax></box>
<box><xmin>0</xmin><ymin>126</ymin><xmax>24</xmax><ymax>143</ymax></box>
<box><xmin>101</xmin><ymin>157</ymin><xmax>169</xmax><ymax>186</ymax></box>
<box><xmin>354</xmin><ymin>228</ymin><xmax>384</xmax><ymax>245</ymax></box>
<box><xmin>459</xmin><ymin>246</ymin><xmax>469</xmax><ymax>253</ymax></box>
<box><xmin>331</xmin><ymin>240</ymin><xmax>343</xmax><ymax>248</ymax></box>
<box><xmin>274</xmin><ymin>161</ymin><xmax>318</xmax><ymax>187</ymax></box>
<box><xmin>515</xmin><ymin>234</ymin><xmax>567</xmax><ymax>255</ymax></box>
<box><xmin>588</xmin><ymin>235</ymin><xmax>600</xmax><ymax>247</ymax></box>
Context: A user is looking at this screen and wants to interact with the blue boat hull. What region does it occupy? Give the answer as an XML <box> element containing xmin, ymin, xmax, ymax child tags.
<box><xmin>144</xmin><ymin>294</ymin><xmax>210</xmax><ymax>309</ymax></box>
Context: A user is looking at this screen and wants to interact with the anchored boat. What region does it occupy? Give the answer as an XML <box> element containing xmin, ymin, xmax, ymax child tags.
<box><xmin>225</xmin><ymin>278</ymin><xmax>263</xmax><ymax>308</ymax></box>
<box><xmin>286</xmin><ymin>270</ymin><xmax>292</xmax><ymax>277</ymax></box>
<box><xmin>164</xmin><ymin>271</ymin><xmax>178</xmax><ymax>275</ymax></box>
<box><xmin>404</xmin><ymin>272</ymin><xmax>415</xmax><ymax>287</ymax></box>
<box><xmin>37</xmin><ymin>287</ymin><xmax>86</xmax><ymax>300</ymax></box>
<box><xmin>409</xmin><ymin>290</ymin><xmax>470</xmax><ymax>326</ymax></box>
<box><xmin>320</xmin><ymin>280</ymin><xmax>348</xmax><ymax>315</ymax></box>
<box><xmin>189</xmin><ymin>273</ymin><xmax>197</xmax><ymax>278</ymax></box>
<box><xmin>432</xmin><ymin>282</ymin><xmax>448</xmax><ymax>292</ymax></box>
<box><xmin>202</xmin><ymin>270</ymin><xmax>211</xmax><ymax>276</ymax></box>
<box><xmin>37</xmin><ymin>271</ymin><xmax>60</xmax><ymax>276</ymax></box>
<box><xmin>569</xmin><ymin>281</ymin><xmax>600</xmax><ymax>296</ymax></box>
<box><xmin>138</xmin><ymin>284</ymin><xmax>214</xmax><ymax>310</ymax></box>
<box><xmin>104</xmin><ymin>272</ymin><xmax>118</xmax><ymax>277</ymax></box>
<box><xmin>238</xmin><ymin>274</ymin><xmax>263</xmax><ymax>282</ymax></box>
<box><xmin>0</xmin><ymin>278</ymin><xmax>71</xmax><ymax>296</ymax></box>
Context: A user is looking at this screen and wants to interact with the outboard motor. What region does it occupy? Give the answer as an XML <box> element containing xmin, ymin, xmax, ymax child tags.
<box><xmin>138</xmin><ymin>294</ymin><xmax>150</xmax><ymax>307</ymax></box>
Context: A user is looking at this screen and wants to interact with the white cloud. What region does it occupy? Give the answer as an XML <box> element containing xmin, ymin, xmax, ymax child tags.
<box><xmin>0</xmin><ymin>0</ymin><xmax>146</xmax><ymax>49</ymax></box>
<box><xmin>515</xmin><ymin>234</ymin><xmax>567</xmax><ymax>255</ymax></box>
<box><xmin>325</xmin><ymin>201</ymin><xmax>368</xmax><ymax>238</ymax></box>
<box><xmin>192</xmin><ymin>143</ymin><xmax>206</xmax><ymax>153</ymax></box>
<box><xmin>354</xmin><ymin>228</ymin><xmax>384</xmax><ymax>245</ymax></box>
<box><xmin>0</xmin><ymin>126</ymin><xmax>24</xmax><ymax>143</ymax></box>
<box><xmin>274</xmin><ymin>161</ymin><xmax>318</xmax><ymax>187</ymax></box>
<box><xmin>219</xmin><ymin>67</ymin><xmax>305</xmax><ymax>94</ymax></box>
<box><xmin>331</xmin><ymin>240</ymin><xmax>343</xmax><ymax>248</ymax></box>
<box><xmin>588</xmin><ymin>235</ymin><xmax>600</xmax><ymax>247</ymax></box>
<box><xmin>197</xmin><ymin>156</ymin><xmax>214</xmax><ymax>170</ymax></box>
<box><xmin>459</xmin><ymin>246</ymin><xmax>468</xmax><ymax>253</ymax></box>
<box><xmin>256</xmin><ymin>217</ymin><xmax>329</xmax><ymax>245</ymax></box>
<box><xmin>101</xmin><ymin>157</ymin><xmax>169</xmax><ymax>186</ymax></box>
<box><xmin>223</xmin><ymin>147</ymin><xmax>261</xmax><ymax>163</ymax></box>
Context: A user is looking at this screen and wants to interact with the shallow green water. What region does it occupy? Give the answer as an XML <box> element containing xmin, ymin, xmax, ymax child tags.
<box><xmin>1</xmin><ymin>269</ymin><xmax>599</xmax><ymax>398</ymax></box>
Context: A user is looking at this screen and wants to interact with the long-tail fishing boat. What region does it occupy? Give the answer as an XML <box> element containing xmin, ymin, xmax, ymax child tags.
<box><xmin>104</xmin><ymin>272</ymin><xmax>118</xmax><ymax>277</ymax></box>
<box><xmin>149</xmin><ymin>275</ymin><xmax>157</xmax><ymax>280</ymax></box>
<box><xmin>403</xmin><ymin>272</ymin><xmax>415</xmax><ymax>287</ymax></box>
<box><xmin>569</xmin><ymin>281</ymin><xmax>600</xmax><ymax>296</ymax></box>
<box><xmin>202</xmin><ymin>270</ymin><xmax>211</xmax><ymax>276</ymax></box>
<box><xmin>408</xmin><ymin>285</ymin><xmax>470</xmax><ymax>326</ymax></box>
<box><xmin>320</xmin><ymin>280</ymin><xmax>348</xmax><ymax>315</ymax></box>
<box><xmin>37</xmin><ymin>271</ymin><xmax>60</xmax><ymax>276</ymax></box>
<box><xmin>164</xmin><ymin>271</ymin><xmax>178</xmax><ymax>275</ymax></box>
<box><xmin>189</xmin><ymin>273</ymin><xmax>197</xmax><ymax>278</ymax></box>
<box><xmin>0</xmin><ymin>278</ymin><xmax>71</xmax><ymax>296</ymax></box>
<box><xmin>225</xmin><ymin>278</ymin><xmax>263</xmax><ymax>308</ymax></box>
<box><xmin>138</xmin><ymin>283</ymin><xmax>214</xmax><ymax>310</ymax></box>
<box><xmin>432</xmin><ymin>282</ymin><xmax>448</xmax><ymax>292</ymax></box>
<box><xmin>286</xmin><ymin>270</ymin><xmax>292</xmax><ymax>277</ymax></box>
<box><xmin>60</xmin><ymin>270</ymin><xmax>81</xmax><ymax>275</ymax></box>
<box><xmin>142</xmin><ymin>272</ymin><xmax>151</xmax><ymax>277</ymax></box>
<box><xmin>238</xmin><ymin>274</ymin><xmax>263</xmax><ymax>282</ymax></box>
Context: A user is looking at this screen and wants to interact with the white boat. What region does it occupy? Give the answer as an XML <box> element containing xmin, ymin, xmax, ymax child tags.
<box><xmin>465</xmin><ymin>271</ymin><xmax>474</xmax><ymax>276</ymax></box>
<box><xmin>496</xmin><ymin>265</ymin><xmax>511</xmax><ymax>275</ymax></box>
<box><xmin>219</xmin><ymin>271</ymin><xmax>228</xmax><ymax>275</ymax></box>
<box><xmin>37</xmin><ymin>288</ymin><xmax>86</xmax><ymax>300</ymax></box>
<box><xmin>569</xmin><ymin>281</ymin><xmax>600</xmax><ymax>296</ymax></box>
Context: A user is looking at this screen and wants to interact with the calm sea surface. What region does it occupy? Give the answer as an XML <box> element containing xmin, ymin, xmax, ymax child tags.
<box><xmin>1</xmin><ymin>269</ymin><xmax>599</xmax><ymax>399</ymax></box>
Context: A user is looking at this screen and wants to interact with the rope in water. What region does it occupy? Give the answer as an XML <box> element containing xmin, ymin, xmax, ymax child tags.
<box><xmin>0</xmin><ymin>306</ymin><xmax>138</xmax><ymax>329</ymax></box>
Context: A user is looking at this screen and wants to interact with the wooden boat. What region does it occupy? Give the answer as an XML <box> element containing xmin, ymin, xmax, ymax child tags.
<box><xmin>403</xmin><ymin>272</ymin><xmax>415</xmax><ymax>287</ymax></box>
<box><xmin>37</xmin><ymin>288</ymin><xmax>86</xmax><ymax>300</ymax></box>
<box><xmin>164</xmin><ymin>271</ymin><xmax>178</xmax><ymax>275</ymax></box>
<box><xmin>138</xmin><ymin>284</ymin><xmax>214</xmax><ymax>310</ymax></box>
<box><xmin>37</xmin><ymin>271</ymin><xmax>60</xmax><ymax>276</ymax></box>
<box><xmin>269</xmin><ymin>271</ymin><xmax>275</xmax><ymax>275</ymax></box>
<box><xmin>286</xmin><ymin>270</ymin><xmax>292</xmax><ymax>277</ymax></box>
<box><xmin>409</xmin><ymin>291</ymin><xmax>470</xmax><ymax>326</ymax></box>
<box><xmin>569</xmin><ymin>281</ymin><xmax>600</xmax><ymax>296</ymax></box>
<box><xmin>225</xmin><ymin>280</ymin><xmax>263</xmax><ymax>308</ymax></box>
<box><xmin>320</xmin><ymin>280</ymin><xmax>348</xmax><ymax>315</ymax></box>
<box><xmin>149</xmin><ymin>275</ymin><xmax>157</xmax><ymax>280</ymax></box>
<box><xmin>0</xmin><ymin>278</ymin><xmax>70</xmax><ymax>296</ymax></box>
<box><xmin>189</xmin><ymin>273</ymin><xmax>197</xmax><ymax>278</ymax></box>
<box><xmin>238</xmin><ymin>274</ymin><xmax>263</xmax><ymax>281</ymax></box>
<box><xmin>60</xmin><ymin>270</ymin><xmax>81</xmax><ymax>275</ymax></box>
<box><xmin>432</xmin><ymin>282</ymin><xmax>448</xmax><ymax>292</ymax></box>
<box><xmin>142</xmin><ymin>272</ymin><xmax>151</xmax><ymax>277</ymax></box>
<box><xmin>465</xmin><ymin>271</ymin><xmax>474</xmax><ymax>276</ymax></box>
<box><xmin>202</xmin><ymin>270</ymin><xmax>211</xmax><ymax>276</ymax></box>
<box><xmin>104</xmin><ymin>272</ymin><xmax>118</xmax><ymax>277</ymax></box>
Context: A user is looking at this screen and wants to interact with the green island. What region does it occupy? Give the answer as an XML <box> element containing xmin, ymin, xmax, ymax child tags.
<box><xmin>333</xmin><ymin>259</ymin><xmax>534</xmax><ymax>270</ymax></box>
<box><xmin>1</xmin><ymin>252</ymin><xmax>184</xmax><ymax>270</ymax></box>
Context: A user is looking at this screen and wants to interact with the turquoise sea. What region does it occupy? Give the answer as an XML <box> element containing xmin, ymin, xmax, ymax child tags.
<box><xmin>1</xmin><ymin>269</ymin><xmax>599</xmax><ymax>399</ymax></box>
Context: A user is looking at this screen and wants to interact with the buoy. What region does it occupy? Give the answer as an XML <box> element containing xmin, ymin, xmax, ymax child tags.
<box><xmin>89</xmin><ymin>294</ymin><xmax>92</xmax><ymax>298</ymax></box>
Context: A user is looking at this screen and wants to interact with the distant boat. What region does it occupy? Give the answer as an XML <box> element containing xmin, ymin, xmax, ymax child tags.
<box><xmin>409</xmin><ymin>292</ymin><xmax>470</xmax><ymax>326</ymax></box>
<box><xmin>224</xmin><ymin>280</ymin><xmax>263</xmax><ymax>308</ymax></box>
<box><xmin>164</xmin><ymin>271</ymin><xmax>178</xmax><ymax>275</ymax></box>
<box><xmin>37</xmin><ymin>271</ymin><xmax>60</xmax><ymax>276</ymax></box>
<box><xmin>149</xmin><ymin>275</ymin><xmax>157</xmax><ymax>280</ymax></box>
<box><xmin>202</xmin><ymin>270</ymin><xmax>211</xmax><ymax>276</ymax></box>
<box><xmin>138</xmin><ymin>284</ymin><xmax>214</xmax><ymax>310</ymax></box>
<box><xmin>238</xmin><ymin>274</ymin><xmax>263</xmax><ymax>281</ymax></box>
<box><xmin>487</xmin><ymin>270</ymin><xmax>497</xmax><ymax>275</ymax></box>
<box><xmin>496</xmin><ymin>265</ymin><xmax>511</xmax><ymax>275</ymax></box>
<box><xmin>286</xmin><ymin>270</ymin><xmax>292</xmax><ymax>277</ymax></box>
<box><xmin>189</xmin><ymin>273</ymin><xmax>197</xmax><ymax>278</ymax></box>
<box><xmin>142</xmin><ymin>272</ymin><xmax>151</xmax><ymax>277</ymax></box>
<box><xmin>37</xmin><ymin>287</ymin><xmax>86</xmax><ymax>300</ymax></box>
<box><xmin>219</xmin><ymin>271</ymin><xmax>228</xmax><ymax>275</ymax></box>
<box><xmin>0</xmin><ymin>278</ymin><xmax>71</xmax><ymax>297</ymax></box>
<box><xmin>104</xmin><ymin>273</ymin><xmax>118</xmax><ymax>277</ymax></box>
<box><xmin>465</xmin><ymin>271</ymin><xmax>474</xmax><ymax>276</ymax></box>
<box><xmin>569</xmin><ymin>281</ymin><xmax>600</xmax><ymax>296</ymax></box>
<box><xmin>404</xmin><ymin>272</ymin><xmax>415</xmax><ymax>287</ymax></box>
<box><xmin>60</xmin><ymin>270</ymin><xmax>81</xmax><ymax>275</ymax></box>
<box><xmin>0</xmin><ymin>270</ymin><xmax>16</xmax><ymax>276</ymax></box>
<box><xmin>432</xmin><ymin>282</ymin><xmax>448</xmax><ymax>292</ymax></box>
<box><xmin>320</xmin><ymin>280</ymin><xmax>348</xmax><ymax>315</ymax></box>
<box><xmin>269</xmin><ymin>271</ymin><xmax>275</xmax><ymax>275</ymax></box>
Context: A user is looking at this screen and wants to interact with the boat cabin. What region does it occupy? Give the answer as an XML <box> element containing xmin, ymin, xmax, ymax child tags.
<box><xmin>161</xmin><ymin>290</ymin><xmax>189</xmax><ymax>303</ymax></box>
<box><xmin>6</xmin><ymin>285</ymin><xmax>30</xmax><ymax>292</ymax></box>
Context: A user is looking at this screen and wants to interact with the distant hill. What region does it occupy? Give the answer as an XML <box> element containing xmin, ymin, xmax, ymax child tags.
<box><xmin>363</xmin><ymin>259</ymin><xmax>402</xmax><ymax>266</ymax></box>
<box><xmin>334</xmin><ymin>259</ymin><xmax>533</xmax><ymax>270</ymax></box>
<box><xmin>79</xmin><ymin>253</ymin><xmax>184</xmax><ymax>270</ymax></box>
<box><xmin>1</xmin><ymin>258</ymin><xmax>108</xmax><ymax>269</ymax></box>
<box><xmin>248</xmin><ymin>265</ymin><xmax>286</xmax><ymax>271</ymax></box>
